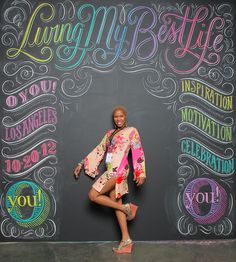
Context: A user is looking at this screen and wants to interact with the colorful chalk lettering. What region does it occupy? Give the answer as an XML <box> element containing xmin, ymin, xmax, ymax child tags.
<box><xmin>5</xmin><ymin>181</ymin><xmax>51</xmax><ymax>228</ymax></box>
<box><xmin>179</xmin><ymin>106</ymin><xmax>233</xmax><ymax>143</ymax></box>
<box><xmin>0</xmin><ymin>1</ymin><xmax>235</xmax><ymax>239</ymax></box>
<box><xmin>4</xmin><ymin>140</ymin><xmax>57</xmax><ymax>177</ymax></box>
<box><xmin>180</xmin><ymin>78</ymin><xmax>233</xmax><ymax>112</ymax></box>
<box><xmin>3</xmin><ymin>107</ymin><xmax>57</xmax><ymax>143</ymax></box>
<box><xmin>183</xmin><ymin>178</ymin><xmax>227</xmax><ymax>224</ymax></box>
<box><xmin>6</xmin><ymin>4</ymin><xmax>226</xmax><ymax>72</ymax></box>
<box><xmin>5</xmin><ymin>79</ymin><xmax>58</xmax><ymax>109</ymax></box>
<box><xmin>180</xmin><ymin>138</ymin><xmax>234</xmax><ymax>176</ymax></box>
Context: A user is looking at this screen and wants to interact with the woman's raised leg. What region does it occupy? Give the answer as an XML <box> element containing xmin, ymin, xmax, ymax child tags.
<box><xmin>88</xmin><ymin>177</ymin><xmax>126</xmax><ymax>213</ymax></box>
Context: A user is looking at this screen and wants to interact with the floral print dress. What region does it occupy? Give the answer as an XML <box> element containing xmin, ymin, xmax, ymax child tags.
<box><xmin>83</xmin><ymin>127</ymin><xmax>146</xmax><ymax>198</ymax></box>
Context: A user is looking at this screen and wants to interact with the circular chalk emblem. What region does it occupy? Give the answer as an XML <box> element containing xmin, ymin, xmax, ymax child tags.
<box><xmin>5</xmin><ymin>181</ymin><xmax>51</xmax><ymax>228</ymax></box>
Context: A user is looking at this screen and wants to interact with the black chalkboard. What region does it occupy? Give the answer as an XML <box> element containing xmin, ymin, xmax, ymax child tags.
<box><xmin>0</xmin><ymin>0</ymin><xmax>235</xmax><ymax>241</ymax></box>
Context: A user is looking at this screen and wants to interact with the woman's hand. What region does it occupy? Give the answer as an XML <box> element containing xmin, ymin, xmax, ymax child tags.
<box><xmin>134</xmin><ymin>176</ymin><xmax>146</xmax><ymax>187</ymax></box>
<box><xmin>74</xmin><ymin>163</ymin><xmax>82</xmax><ymax>180</ymax></box>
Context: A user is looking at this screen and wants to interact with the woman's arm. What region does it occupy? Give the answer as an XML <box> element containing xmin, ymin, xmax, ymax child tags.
<box><xmin>74</xmin><ymin>131</ymin><xmax>111</xmax><ymax>179</ymax></box>
<box><xmin>130</xmin><ymin>128</ymin><xmax>146</xmax><ymax>186</ymax></box>
<box><xmin>74</xmin><ymin>160</ymin><xmax>84</xmax><ymax>179</ymax></box>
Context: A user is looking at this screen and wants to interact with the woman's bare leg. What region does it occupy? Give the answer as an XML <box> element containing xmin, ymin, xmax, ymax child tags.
<box><xmin>109</xmin><ymin>189</ymin><xmax>130</xmax><ymax>241</ymax></box>
<box><xmin>88</xmin><ymin>177</ymin><xmax>126</xmax><ymax>213</ymax></box>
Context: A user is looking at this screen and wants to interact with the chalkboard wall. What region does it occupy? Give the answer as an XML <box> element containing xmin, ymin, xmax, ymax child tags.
<box><xmin>0</xmin><ymin>0</ymin><xmax>235</xmax><ymax>241</ymax></box>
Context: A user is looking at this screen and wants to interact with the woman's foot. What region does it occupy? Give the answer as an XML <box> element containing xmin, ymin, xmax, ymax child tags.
<box><xmin>112</xmin><ymin>238</ymin><xmax>133</xmax><ymax>254</ymax></box>
<box><xmin>123</xmin><ymin>203</ymin><xmax>138</xmax><ymax>221</ymax></box>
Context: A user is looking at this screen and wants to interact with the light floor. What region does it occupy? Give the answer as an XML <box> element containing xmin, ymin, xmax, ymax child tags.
<box><xmin>0</xmin><ymin>239</ymin><xmax>235</xmax><ymax>262</ymax></box>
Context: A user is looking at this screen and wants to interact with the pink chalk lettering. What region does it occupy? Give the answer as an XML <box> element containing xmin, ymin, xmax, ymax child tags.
<box><xmin>183</xmin><ymin>178</ymin><xmax>227</xmax><ymax>225</ymax></box>
<box><xmin>4</xmin><ymin>140</ymin><xmax>57</xmax><ymax>175</ymax></box>
<box><xmin>5</xmin><ymin>80</ymin><xmax>58</xmax><ymax>109</ymax></box>
<box><xmin>160</xmin><ymin>6</ymin><xmax>224</xmax><ymax>74</ymax></box>
<box><xmin>6</xmin><ymin>95</ymin><xmax>18</xmax><ymax>108</ymax></box>
<box><xmin>4</xmin><ymin>107</ymin><xmax>57</xmax><ymax>142</ymax></box>
<box><xmin>29</xmin><ymin>84</ymin><xmax>40</xmax><ymax>96</ymax></box>
<box><xmin>18</xmin><ymin>89</ymin><xmax>28</xmax><ymax>104</ymax></box>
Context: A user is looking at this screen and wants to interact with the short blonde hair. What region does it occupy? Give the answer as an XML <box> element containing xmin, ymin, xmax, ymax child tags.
<box><xmin>112</xmin><ymin>105</ymin><xmax>127</xmax><ymax>116</ymax></box>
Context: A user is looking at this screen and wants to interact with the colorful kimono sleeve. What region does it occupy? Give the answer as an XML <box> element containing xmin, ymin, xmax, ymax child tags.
<box><xmin>83</xmin><ymin>131</ymin><xmax>109</xmax><ymax>178</ymax></box>
<box><xmin>130</xmin><ymin>128</ymin><xmax>146</xmax><ymax>179</ymax></box>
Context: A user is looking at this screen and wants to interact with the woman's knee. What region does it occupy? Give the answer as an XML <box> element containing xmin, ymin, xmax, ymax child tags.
<box><xmin>88</xmin><ymin>188</ymin><xmax>98</xmax><ymax>202</ymax></box>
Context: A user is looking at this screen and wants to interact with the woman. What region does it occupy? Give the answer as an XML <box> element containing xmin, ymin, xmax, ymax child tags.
<box><xmin>74</xmin><ymin>106</ymin><xmax>146</xmax><ymax>254</ymax></box>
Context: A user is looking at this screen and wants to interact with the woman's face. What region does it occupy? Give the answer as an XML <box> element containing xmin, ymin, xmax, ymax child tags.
<box><xmin>113</xmin><ymin>109</ymin><xmax>126</xmax><ymax>128</ymax></box>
